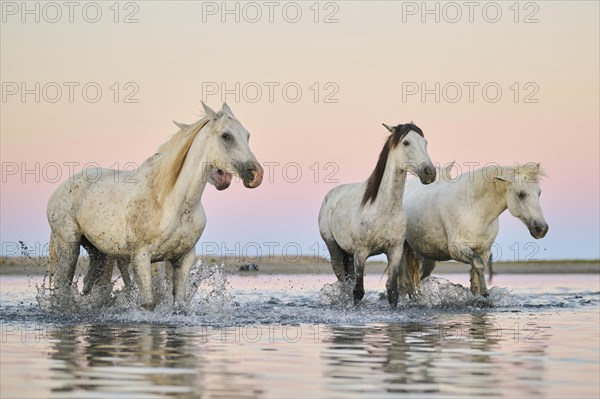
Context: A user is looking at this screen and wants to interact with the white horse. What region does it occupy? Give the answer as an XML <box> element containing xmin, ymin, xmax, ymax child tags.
<box><xmin>400</xmin><ymin>163</ymin><xmax>548</xmax><ymax>296</ymax></box>
<box><xmin>318</xmin><ymin>122</ymin><xmax>436</xmax><ymax>307</ymax></box>
<box><xmin>47</xmin><ymin>102</ymin><xmax>263</xmax><ymax>310</ymax></box>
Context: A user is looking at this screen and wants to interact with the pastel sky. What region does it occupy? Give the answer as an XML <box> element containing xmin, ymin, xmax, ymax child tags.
<box><xmin>1</xmin><ymin>1</ymin><xmax>598</xmax><ymax>261</ymax></box>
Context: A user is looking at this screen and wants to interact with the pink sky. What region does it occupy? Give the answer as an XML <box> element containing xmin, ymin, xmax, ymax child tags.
<box><xmin>1</xmin><ymin>1</ymin><xmax>598</xmax><ymax>260</ymax></box>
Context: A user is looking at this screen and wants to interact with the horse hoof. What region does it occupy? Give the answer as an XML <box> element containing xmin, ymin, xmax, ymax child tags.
<box><xmin>140</xmin><ymin>302</ymin><xmax>156</xmax><ymax>311</ymax></box>
<box><xmin>173</xmin><ymin>303</ymin><xmax>188</xmax><ymax>315</ymax></box>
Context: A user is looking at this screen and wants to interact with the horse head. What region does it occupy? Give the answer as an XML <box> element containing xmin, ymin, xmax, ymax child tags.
<box><xmin>382</xmin><ymin>122</ymin><xmax>436</xmax><ymax>184</ymax></box>
<box><xmin>199</xmin><ymin>102</ymin><xmax>264</xmax><ymax>190</ymax></box>
<box><xmin>497</xmin><ymin>163</ymin><xmax>548</xmax><ymax>239</ymax></box>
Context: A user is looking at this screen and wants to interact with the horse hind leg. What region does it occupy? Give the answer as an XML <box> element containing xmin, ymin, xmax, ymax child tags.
<box><xmin>421</xmin><ymin>257</ymin><xmax>437</xmax><ymax>280</ymax></box>
<box><xmin>81</xmin><ymin>237</ymin><xmax>108</xmax><ymax>295</ymax></box>
<box><xmin>116</xmin><ymin>258</ymin><xmax>132</xmax><ymax>288</ymax></box>
<box><xmin>54</xmin><ymin>235</ymin><xmax>81</xmax><ymax>290</ymax></box>
<box><xmin>324</xmin><ymin>240</ymin><xmax>348</xmax><ymax>282</ymax></box>
<box><xmin>353</xmin><ymin>250</ymin><xmax>369</xmax><ymax>305</ymax></box>
<box><xmin>343</xmin><ymin>252</ymin><xmax>354</xmax><ymax>281</ymax></box>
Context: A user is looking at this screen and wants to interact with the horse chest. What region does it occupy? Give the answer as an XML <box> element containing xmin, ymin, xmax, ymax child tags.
<box><xmin>157</xmin><ymin>205</ymin><xmax>206</xmax><ymax>259</ymax></box>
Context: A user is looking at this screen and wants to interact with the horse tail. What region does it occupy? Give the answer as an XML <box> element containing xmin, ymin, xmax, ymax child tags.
<box><xmin>487</xmin><ymin>253</ymin><xmax>494</xmax><ymax>283</ymax></box>
<box><xmin>404</xmin><ymin>242</ymin><xmax>421</xmax><ymax>295</ymax></box>
<box><xmin>48</xmin><ymin>232</ymin><xmax>58</xmax><ymax>289</ymax></box>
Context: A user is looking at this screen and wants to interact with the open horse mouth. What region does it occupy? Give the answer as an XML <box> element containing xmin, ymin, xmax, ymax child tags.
<box><xmin>211</xmin><ymin>168</ymin><xmax>232</xmax><ymax>191</ymax></box>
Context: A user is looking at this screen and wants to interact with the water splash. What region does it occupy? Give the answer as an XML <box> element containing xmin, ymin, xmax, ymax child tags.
<box><xmin>36</xmin><ymin>276</ymin><xmax>116</xmax><ymax>317</ymax></box>
<box><xmin>36</xmin><ymin>261</ymin><xmax>234</xmax><ymax>320</ymax></box>
<box><xmin>319</xmin><ymin>279</ymin><xmax>355</xmax><ymax>307</ymax></box>
<box><xmin>410</xmin><ymin>276</ymin><xmax>515</xmax><ymax>308</ymax></box>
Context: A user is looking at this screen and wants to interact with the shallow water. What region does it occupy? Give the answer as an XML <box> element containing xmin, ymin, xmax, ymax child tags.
<box><xmin>1</xmin><ymin>269</ymin><xmax>599</xmax><ymax>398</ymax></box>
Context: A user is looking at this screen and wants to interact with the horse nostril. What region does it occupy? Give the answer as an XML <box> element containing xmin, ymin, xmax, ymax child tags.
<box><xmin>424</xmin><ymin>166</ymin><xmax>436</xmax><ymax>178</ymax></box>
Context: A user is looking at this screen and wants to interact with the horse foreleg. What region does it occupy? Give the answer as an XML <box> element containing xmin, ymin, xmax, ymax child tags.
<box><xmin>449</xmin><ymin>242</ymin><xmax>489</xmax><ymax>297</ymax></box>
<box><xmin>353</xmin><ymin>251</ymin><xmax>368</xmax><ymax>305</ymax></box>
<box><xmin>131</xmin><ymin>250</ymin><xmax>154</xmax><ymax>310</ymax></box>
<box><xmin>171</xmin><ymin>249</ymin><xmax>196</xmax><ymax>312</ymax></box>
<box><xmin>386</xmin><ymin>249</ymin><xmax>403</xmax><ymax>308</ymax></box>
<box><xmin>469</xmin><ymin>256</ymin><xmax>489</xmax><ymax>297</ymax></box>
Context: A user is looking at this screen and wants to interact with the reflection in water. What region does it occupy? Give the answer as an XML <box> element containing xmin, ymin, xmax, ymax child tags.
<box><xmin>46</xmin><ymin>324</ymin><xmax>263</xmax><ymax>398</ymax></box>
<box><xmin>30</xmin><ymin>316</ymin><xmax>553</xmax><ymax>398</ymax></box>
<box><xmin>2</xmin><ymin>274</ymin><xmax>597</xmax><ymax>398</ymax></box>
<box><xmin>322</xmin><ymin>314</ymin><xmax>548</xmax><ymax>397</ymax></box>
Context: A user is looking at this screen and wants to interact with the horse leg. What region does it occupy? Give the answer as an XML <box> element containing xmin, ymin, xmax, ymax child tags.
<box><xmin>324</xmin><ymin>240</ymin><xmax>346</xmax><ymax>282</ymax></box>
<box><xmin>54</xmin><ymin>236</ymin><xmax>81</xmax><ymax>290</ymax></box>
<box><xmin>82</xmin><ymin>238</ymin><xmax>108</xmax><ymax>294</ymax></box>
<box><xmin>449</xmin><ymin>243</ymin><xmax>488</xmax><ymax>297</ymax></box>
<box><xmin>469</xmin><ymin>255</ymin><xmax>488</xmax><ymax>297</ymax></box>
<box><xmin>487</xmin><ymin>253</ymin><xmax>494</xmax><ymax>284</ymax></box>
<box><xmin>400</xmin><ymin>242</ymin><xmax>421</xmax><ymax>298</ymax></box>
<box><xmin>116</xmin><ymin>258</ymin><xmax>132</xmax><ymax>288</ymax></box>
<box><xmin>171</xmin><ymin>249</ymin><xmax>196</xmax><ymax>312</ymax></box>
<box><xmin>130</xmin><ymin>250</ymin><xmax>154</xmax><ymax>310</ymax></box>
<box><xmin>421</xmin><ymin>258</ymin><xmax>437</xmax><ymax>280</ymax></box>
<box><xmin>386</xmin><ymin>249</ymin><xmax>403</xmax><ymax>308</ymax></box>
<box><xmin>353</xmin><ymin>250</ymin><xmax>368</xmax><ymax>305</ymax></box>
<box><xmin>343</xmin><ymin>252</ymin><xmax>354</xmax><ymax>281</ymax></box>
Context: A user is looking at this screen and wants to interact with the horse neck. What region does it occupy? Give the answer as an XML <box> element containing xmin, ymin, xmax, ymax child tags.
<box><xmin>163</xmin><ymin>135</ymin><xmax>211</xmax><ymax>214</ymax></box>
<box><xmin>470</xmin><ymin>172</ymin><xmax>508</xmax><ymax>224</ymax></box>
<box><xmin>372</xmin><ymin>155</ymin><xmax>407</xmax><ymax>213</ymax></box>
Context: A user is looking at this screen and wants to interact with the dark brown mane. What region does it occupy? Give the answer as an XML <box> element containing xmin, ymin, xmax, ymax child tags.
<box><xmin>361</xmin><ymin>123</ymin><xmax>424</xmax><ymax>206</ymax></box>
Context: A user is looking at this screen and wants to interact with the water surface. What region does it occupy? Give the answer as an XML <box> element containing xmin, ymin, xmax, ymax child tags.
<box><xmin>1</xmin><ymin>271</ymin><xmax>598</xmax><ymax>398</ymax></box>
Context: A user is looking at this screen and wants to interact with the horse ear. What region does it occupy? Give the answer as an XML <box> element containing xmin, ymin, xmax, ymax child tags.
<box><xmin>382</xmin><ymin>123</ymin><xmax>394</xmax><ymax>133</ymax></box>
<box><xmin>173</xmin><ymin>121</ymin><xmax>190</xmax><ymax>131</ymax></box>
<box><xmin>222</xmin><ymin>102</ymin><xmax>235</xmax><ymax>117</ymax></box>
<box><xmin>201</xmin><ymin>101</ymin><xmax>218</xmax><ymax>120</ymax></box>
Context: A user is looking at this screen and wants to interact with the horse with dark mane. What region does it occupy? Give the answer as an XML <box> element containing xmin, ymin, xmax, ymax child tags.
<box><xmin>318</xmin><ymin>122</ymin><xmax>436</xmax><ymax>307</ymax></box>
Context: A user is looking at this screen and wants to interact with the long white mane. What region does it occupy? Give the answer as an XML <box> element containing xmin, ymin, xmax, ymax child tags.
<box><xmin>149</xmin><ymin>117</ymin><xmax>210</xmax><ymax>203</ymax></box>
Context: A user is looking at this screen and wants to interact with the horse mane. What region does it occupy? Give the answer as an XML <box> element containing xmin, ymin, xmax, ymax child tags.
<box><xmin>472</xmin><ymin>163</ymin><xmax>546</xmax><ymax>194</ymax></box>
<box><xmin>361</xmin><ymin>123</ymin><xmax>424</xmax><ymax>206</ymax></box>
<box><xmin>150</xmin><ymin>117</ymin><xmax>211</xmax><ymax>203</ymax></box>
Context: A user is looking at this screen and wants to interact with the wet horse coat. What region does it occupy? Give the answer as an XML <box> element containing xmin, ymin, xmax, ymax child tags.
<box><xmin>47</xmin><ymin>102</ymin><xmax>263</xmax><ymax>310</ymax></box>
<box><xmin>401</xmin><ymin>163</ymin><xmax>548</xmax><ymax>296</ymax></box>
<box><xmin>318</xmin><ymin>123</ymin><xmax>436</xmax><ymax>307</ymax></box>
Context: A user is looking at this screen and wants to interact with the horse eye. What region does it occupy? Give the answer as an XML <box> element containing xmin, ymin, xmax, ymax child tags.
<box><xmin>221</xmin><ymin>132</ymin><xmax>232</xmax><ymax>141</ymax></box>
<box><xmin>517</xmin><ymin>192</ymin><xmax>527</xmax><ymax>200</ymax></box>
<box><xmin>403</xmin><ymin>140</ymin><xmax>410</xmax><ymax>146</ymax></box>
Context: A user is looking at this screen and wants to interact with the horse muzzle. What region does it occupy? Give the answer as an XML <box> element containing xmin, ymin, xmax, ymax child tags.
<box><xmin>211</xmin><ymin>168</ymin><xmax>232</xmax><ymax>191</ymax></box>
<box><xmin>528</xmin><ymin>221</ymin><xmax>549</xmax><ymax>239</ymax></box>
<box><xmin>241</xmin><ymin>162</ymin><xmax>264</xmax><ymax>188</ymax></box>
<box><xmin>419</xmin><ymin>164</ymin><xmax>437</xmax><ymax>185</ymax></box>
